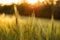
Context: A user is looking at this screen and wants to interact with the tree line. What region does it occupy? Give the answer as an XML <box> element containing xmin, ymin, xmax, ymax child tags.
<box><xmin>0</xmin><ymin>3</ymin><xmax>60</xmax><ymax>20</ymax></box>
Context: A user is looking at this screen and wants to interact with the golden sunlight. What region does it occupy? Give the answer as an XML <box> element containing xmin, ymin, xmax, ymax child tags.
<box><xmin>0</xmin><ymin>0</ymin><xmax>13</xmax><ymax>5</ymax></box>
<box><xmin>0</xmin><ymin>0</ymin><xmax>21</xmax><ymax>5</ymax></box>
<box><xmin>26</xmin><ymin>0</ymin><xmax>38</xmax><ymax>5</ymax></box>
<box><xmin>39</xmin><ymin>0</ymin><xmax>44</xmax><ymax>3</ymax></box>
<box><xmin>12</xmin><ymin>0</ymin><xmax>19</xmax><ymax>4</ymax></box>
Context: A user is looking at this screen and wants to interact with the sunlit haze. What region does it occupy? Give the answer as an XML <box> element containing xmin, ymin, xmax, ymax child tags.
<box><xmin>0</xmin><ymin>0</ymin><xmax>23</xmax><ymax>5</ymax></box>
<box><xmin>26</xmin><ymin>0</ymin><xmax>45</xmax><ymax>5</ymax></box>
<box><xmin>0</xmin><ymin>0</ymin><xmax>45</xmax><ymax>5</ymax></box>
<box><xmin>26</xmin><ymin>0</ymin><xmax>38</xmax><ymax>5</ymax></box>
<box><xmin>39</xmin><ymin>0</ymin><xmax>44</xmax><ymax>3</ymax></box>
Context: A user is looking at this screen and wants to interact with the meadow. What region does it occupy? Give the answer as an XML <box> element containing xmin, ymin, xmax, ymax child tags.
<box><xmin>0</xmin><ymin>13</ymin><xmax>60</xmax><ymax>40</ymax></box>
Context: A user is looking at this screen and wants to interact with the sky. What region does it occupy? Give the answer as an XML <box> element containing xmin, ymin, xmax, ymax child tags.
<box><xmin>0</xmin><ymin>0</ymin><xmax>45</xmax><ymax>5</ymax></box>
<box><xmin>0</xmin><ymin>0</ymin><xmax>58</xmax><ymax>4</ymax></box>
<box><xmin>0</xmin><ymin>0</ymin><xmax>23</xmax><ymax>5</ymax></box>
<box><xmin>0</xmin><ymin>0</ymin><xmax>59</xmax><ymax>5</ymax></box>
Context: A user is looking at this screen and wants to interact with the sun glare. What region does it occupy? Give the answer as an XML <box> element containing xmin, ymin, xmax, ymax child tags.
<box><xmin>12</xmin><ymin>0</ymin><xmax>19</xmax><ymax>4</ymax></box>
<box><xmin>39</xmin><ymin>0</ymin><xmax>44</xmax><ymax>3</ymax></box>
<box><xmin>0</xmin><ymin>0</ymin><xmax>12</xmax><ymax>5</ymax></box>
<box><xmin>0</xmin><ymin>0</ymin><xmax>20</xmax><ymax>5</ymax></box>
<box><xmin>26</xmin><ymin>0</ymin><xmax>38</xmax><ymax>5</ymax></box>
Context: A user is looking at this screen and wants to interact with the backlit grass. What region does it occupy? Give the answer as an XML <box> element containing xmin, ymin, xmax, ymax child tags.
<box><xmin>0</xmin><ymin>14</ymin><xmax>60</xmax><ymax>40</ymax></box>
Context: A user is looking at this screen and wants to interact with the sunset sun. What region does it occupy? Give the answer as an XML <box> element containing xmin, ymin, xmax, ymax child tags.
<box><xmin>26</xmin><ymin>0</ymin><xmax>38</xmax><ymax>5</ymax></box>
<box><xmin>39</xmin><ymin>0</ymin><xmax>44</xmax><ymax>3</ymax></box>
<box><xmin>26</xmin><ymin>0</ymin><xmax>45</xmax><ymax>5</ymax></box>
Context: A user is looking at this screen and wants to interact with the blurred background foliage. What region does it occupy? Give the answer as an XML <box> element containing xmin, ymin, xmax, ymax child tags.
<box><xmin>0</xmin><ymin>0</ymin><xmax>60</xmax><ymax>20</ymax></box>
